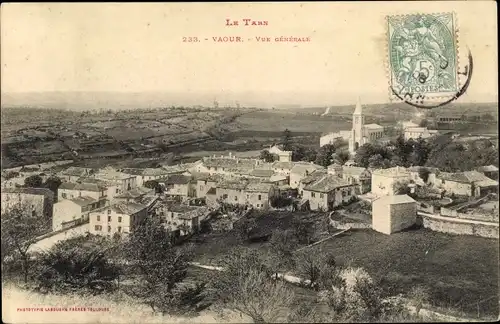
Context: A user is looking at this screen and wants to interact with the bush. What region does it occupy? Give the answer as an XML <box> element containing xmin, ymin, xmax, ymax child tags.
<box><xmin>35</xmin><ymin>237</ymin><xmax>121</xmax><ymax>294</ymax></box>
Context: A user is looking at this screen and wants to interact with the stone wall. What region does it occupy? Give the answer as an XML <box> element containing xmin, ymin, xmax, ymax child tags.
<box><xmin>330</xmin><ymin>219</ymin><xmax>372</xmax><ymax>230</ymax></box>
<box><xmin>419</xmin><ymin>213</ymin><xmax>499</xmax><ymax>239</ymax></box>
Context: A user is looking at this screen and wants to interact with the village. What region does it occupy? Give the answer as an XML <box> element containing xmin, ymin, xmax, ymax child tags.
<box><xmin>2</xmin><ymin>100</ymin><xmax>498</xmax><ymax>245</ymax></box>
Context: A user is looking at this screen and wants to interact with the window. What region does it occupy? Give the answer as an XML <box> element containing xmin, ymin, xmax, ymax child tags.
<box><xmin>94</xmin><ymin>225</ymin><xmax>102</xmax><ymax>231</ymax></box>
<box><xmin>342</xmin><ymin>191</ymin><xmax>346</xmax><ymax>197</ymax></box>
<box><xmin>117</xmin><ymin>226</ymin><xmax>122</xmax><ymax>233</ymax></box>
<box><xmin>258</xmin><ymin>195</ymin><xmax>261</xmax><ymax>201</ymax></box>
<box><xmin>97</xmin><ymin>215</ymin><xmax>100</xmax><ymax>221</ymax></box>
<box><xmin>62</xmin><ymin>193</ymin><xmax>67</xmax><ymax>199</ymax></box>
<box><xmin>107</xmin><ymin>209</ymin><xmax>111</xmax><ymax>214</ymax></box>
<box><xmin>311</xmin><ymin>192</ymin><xmax>316</xmax><ymax>198</ymax></box>
<box><xmin>107</xmin><ymin>226</ymin><xmax>111</xmax><ymax>232</ymax></box>
<box><xmin>320</xmin><ymin>193</ymin><xmax>324</xmax><ymax>198</ymax></box>
<box><xmin>234</xmin><ymin>196</ymin><xmax>238</xmax><ymax>201</ymax></box>
<box><xmin>108</xmin><ymin>216</ymin><xmax>111</xmax><ymax>222</ymax></box>
<box><xmin>118</xmin><ymin>216</ymin><xmax>122</xmax><ymax>223</ymax></box>
<box><xmin>116</xmin><ymin>188</ymin><xmax>119</xmax><ymax>194</ymax></box>
<box><xmin>223</xmin><ymin>194</ymin><xmax>228</xmax><ymax>199</ymax></box>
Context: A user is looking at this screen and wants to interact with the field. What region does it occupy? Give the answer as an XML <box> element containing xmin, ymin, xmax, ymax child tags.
<box><xmin>189</xmin><ymin>211</ymin><xmax>499</xmax><ymax>318</ymax></box>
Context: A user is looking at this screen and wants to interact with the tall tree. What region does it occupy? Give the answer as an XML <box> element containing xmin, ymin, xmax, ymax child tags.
<box><xmin>259</xmin><ymin>150</ymin><xmax>275</xmax><ymax>163</ymax></box>
<box><xmin>1</xmin><ymin>204</ymin><xmax>47</xmax><ymax>283</ymax></box>
<box><xmin>213</xmin><ymin>247</ymin><xmax>295</xmax><ymax>323</ymax></box>
<box><xmin>43</xmin><ymin>176</ymin><xmax>62</xmax><ymax>196</ymax></box>
<box><xmin>124</xmin><ymin>217</ymin><xmax>205</xmax><ymax>315</ymax></box>
<box><xmin>24</xmin><ymin>175</ymin><xmax>43</xmax><ymax>188</ymax></box>
<box><xmin>282</xmin><ymin>129</ymin><xmax>292</xmax><ymax>151</ymax></box>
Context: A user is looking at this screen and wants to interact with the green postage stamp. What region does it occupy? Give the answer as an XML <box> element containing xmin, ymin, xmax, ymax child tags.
<box><xmin>387</xmin><ymin>13</ymin><xmax>459</xmax><ymax>101</ymax></box>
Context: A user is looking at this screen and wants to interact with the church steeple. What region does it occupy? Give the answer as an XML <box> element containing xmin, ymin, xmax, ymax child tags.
<box><xmin>353</xmin><ymin>96</ymin><xmax>363</xmax><ymax>115</ymax></box>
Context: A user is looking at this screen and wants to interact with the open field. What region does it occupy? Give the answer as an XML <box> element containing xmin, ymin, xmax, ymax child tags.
<box><xmin>307</xmin><ymin>228</ymin><xmax>499</xmax><ymax>318</ymax></box>
<box><xmin>187</xmin><ymin>209</ymin><xmax>499</xmax><ymax>318</ymax></box>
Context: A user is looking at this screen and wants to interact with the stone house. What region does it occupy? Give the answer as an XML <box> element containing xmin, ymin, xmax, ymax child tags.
<box><xmin>158</xmin><ymin>174</ymin><xmax>194</xmax><ymax>199</ymax></box>
<box><xmin>1</xmin><ymin>187</ymin><xmax>55</xmax><ymax>219</ymax></box>
<box><xmin>243</xmin><ymin>182</ymin><xmax>275</xmax><ymax>209</ymax></box>
<box><xmin>289</xmin><ymin>162</ymin><xmax>325</xmax><ymax>189</ymax></box>
<box><xmin>58</xmin><ymin>167</ymin><xmax>93</xmax><ymax>182</ymax></box>
<box><xmin>58</xmin><ymin>181</ymin><xmax>108</xmax><ymax>202</ymax></box>
<box><xmin>372</xmin><ymin>194</ymin><xmax>417</xmax><ymax>235</ymax></box>
<box><xmin>437</xmin><ymin>171</ymin><xmax>499</xmax><ymax>197</ymax></box>
<box><xmin>302</xmin><ymin>174</ymin><xmax>357</xmax><ymax>211</ymax></box>
<box><xmin>52</xmin><ymin>196</ymin><xmax>106</xmax><ymax>231</ymax></box>
<box><xmin>341</xmin><ymin>166</ymin><xmax>372</xmax><ymax>194</ymax></box>
<box><xmin>92</xmin><ymin>169</ymin><xmax>137</xmax><ymax>192</ymax></box>
<box><xmin>476</xmin><ymin>165</ymin><xmax>499</xmax><ymax>180</ymax></box>
<box><xmin>371</xmin><ymin>167</ymin><xmax>412</xmax><ymax>196</ymax></box>
<box><xmin>89</xmin><ymin>202</ymin><xmax>148</xmax><ymax>236</ymax></box>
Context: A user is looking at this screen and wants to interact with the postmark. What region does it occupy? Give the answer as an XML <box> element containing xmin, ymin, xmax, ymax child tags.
<box><xmin>387</xmin><ymin>13</ymin><xmax>467</xmax><ymax>107</ymax></box>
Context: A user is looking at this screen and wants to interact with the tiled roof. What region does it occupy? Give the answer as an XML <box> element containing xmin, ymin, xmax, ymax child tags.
<box><xmin>408</xmin><ymin>166</ymin><xmax>439</xmax><ymax>173</ymax></box>
<box><xmin>159</xmin><ymin>174</ymin><xmax>192</xmax><ymax>185</ymax></box>
<box><xmin>110</xmin><ymin>202</ymin><xmax>147</xmax><ymax>215</ymax></box>
<box><xmin>375</xmin><ymin>194</ymin><xmax>416</xmax><ymax>205</ymax></box>
<box><xmin>290</xmin><ymin>162</ymin><xmax>324</xmax><ymax>175</ymax></box>
<box><xmin>477</xmin><ymin>165</ymin><xmax>499</xmax><ymax>172</ymax></box>
<box><xmin>303</xmin><ymin>174</ymin><xmax>351</xmax><ymax>193</ymax></box>
<box><xmin>342</xmin><ymin>166</ymin><xmax>371</xmax><ymax>177</ymax></box>
<box><xmin>249</xmin><ymin>169</ymin><xmax>275</xmax><ymax>178</ymax></box>
<box><xmin>60</xmin><ymin>167</ymin><xmax>91</xmax><ymax>177</ymax></box>
<box><xmin>115</xmin><ymin>187</ymin><xmax>152</xmax><ymax>199</ymax></box>
<box><xmin>272</xmin><ymin>161</ymin><xmax>294</xmax><ymax>170</ymax></box>
<box><xmin>217</xmin><ymin>179</ymin><xmax>248</xmax><ymax>190</ymax></box>
<box><xmin>121</xmin><ymin>168</ymin><xmax>144</xmax><ymax>176</ymax></box>
<box><xmin>59</xmin><ymin>182</ymin><xmax>77</xmax><ymax>190</ymax></box>
<box><xmin>142</xmin><ymin>168</ymin><xmax>171</xmax><ymax>176</ymax></box>
<box><xmin>69</xmin><ymin>196</ymin><xmax>98</xmax><ymax>206</ymax></box>
<box><xmin>438</xmin><ymin>170</ymin><xmax>498</xmax><ymax>186</ymax></box>
<box><xmin>245</xmin><ymin>182</ymin><xmax>274</xmax><ymax>193</ymax></box>
<box><xmin>203</xmin><ymin>157</ymin><xmax>258</xmax><ymax>169</ymax></box>
<box><xmin>372</xmin><ymin>166</ymin><xmax>410</xmax><ymax>177</ymax></box>
<box><xmin>94</xmin><ymin>171</ymin><xmax>134</xmax><ymax>181</ymax></box>
<box><xmin>364</xmin><ymin>123</ymin><xmax>384</xmax><ymax>129</ymax></box>
<box><xmin>269</xmin><ymin>174</ymin><xmax>288</xmax><ymax>182</ymax></box>
<box><xmin>300</xmin><ymin>170</ymin><xmax>328</xmax><ymax>185</ymax></box>
<box><xmin>2</xmin><ymin>187</ymin><xmax>54</xmax><ymax>198</ymax></box>
<box><xmin>190</xmin><ymin>172</ymin><xmax>211</xmax><ymax>181</ymax></box>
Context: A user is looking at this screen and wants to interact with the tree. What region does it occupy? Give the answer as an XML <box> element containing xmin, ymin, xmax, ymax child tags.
<box><xmin>213</xmin><ymin>247</ymin><xmax>294</xmax><ymax>323</ymax></box>
<box><xmin>418</xmin><ymin>167</ymin><xmax>431</xmax><ymax>183</ymax></box>
<box><xmin>24</xmin><ymin>175</ymin><xmax>43</xmax><ymax>188</ymax></box>
<box><xmin>408</xmin><ymin>285</ymin><xmax>430</xmax><ymax>316</ymax></box>
<box><xmin>368</xmin><ymin>154</ymin><xmax>389</xmax><ymax>169</ymax></box>
<box><xmin>291</xmin><ymin>218</ymin><xmax>315</xmax><ymax>245</ymax></box>
<box><xmin>333</xmin><ymin>149</ymin><xmax>350</xmax><ymax>166</ymax></box>
<box><xmin>144</xmin><ymin>180</ymin><xmax>164</xmax><ymax>194</ymax></box>
<box><xmin>259</xmin><ymin>150</ymin><xmax>275</xmax><ymax>163</ymax></box>
<box><xmin>268</xmin><ymin>230</ymin><xmax>298</xmax><ymax>278</ymax></box>
<box><xmin>282</xmin><ymin>129</ymin><xmax>292</xmax><ymax>151</ymax></box>
<box><xmin>315</xmin><ymin>144</ymin><xmax>337</xmax><ymax>167</ymax></box>
<box><xmin>418</xmin><ymin>119</ymin><xmax>429</xmax><ymax>127</ymax></box>
<box><xmin>1</xmin><ymin>204</ymin><xmax>47</xmax><ymax>283</ymax></box>
<box><xmin>35</xmin><ymin>235</ymin><xmax>121</xmax><ymax>294</ymax></box>
<box><xmin>294</xmin><ymin>250</ymin><xmax>324</xmax><ymax>289</ymax></box>
<box><xmin>124</xmin><ymin>217</ymin><xmax>205</xmax><ymax>315</ymax></box>
<box><xmin>393</xmin><ymin>180</ymin><xmax>411</xmax><ymax>195</ymax></box>
<box><xmin>235</xmin><ymin>216</ymin><xmax>257</xmax><ymax>242</ymax></box>
<box><xmin>43</xmin><ymin>176</ymin><xmax>62</xmax><ymax>196</ymax></box>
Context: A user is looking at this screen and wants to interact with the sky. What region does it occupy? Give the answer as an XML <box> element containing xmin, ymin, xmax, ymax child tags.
<box><xmin>1</xmin><ymin>2</ymin><xmax>497</xmax><ymax>107</ymax></box>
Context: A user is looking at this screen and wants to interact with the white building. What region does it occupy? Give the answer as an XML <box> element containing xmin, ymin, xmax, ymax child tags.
<box><xmin>371</xmin><ymin>166</ymin><xmax>412</xmax><ymax>196</ymax></box>
<box><xmin>404</xmin><ymin>127</ymin><xmax>439</xmax><ymax>141</ymax></box>
<box><xmin>372</xmin><ymin>194</ymin><xmax>417</xmax><ymax>235</ymax></box>
<box><xmin>319</xmin><ymin>98</ymin><xmax>384</xmax><ymax>154</ymax></box>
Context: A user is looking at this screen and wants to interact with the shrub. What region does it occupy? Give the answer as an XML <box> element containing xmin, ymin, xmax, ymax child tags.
<box><xmin>35</xmin><ymin>237</ymin><xmax>121</xmax><ymax>294</ymax></box>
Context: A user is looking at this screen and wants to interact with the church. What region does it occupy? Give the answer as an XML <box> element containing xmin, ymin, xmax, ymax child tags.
<box><xmin>319</xmin><ymin>98</ymin><xmax>385</xmax><ymax>154</ymax></box>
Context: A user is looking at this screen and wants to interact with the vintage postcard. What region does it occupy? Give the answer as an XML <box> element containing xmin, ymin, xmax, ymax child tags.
<box><xmin>1</xmin><ymin>2</ymin><xmax>498</xmax><ymax>324</ymax></box>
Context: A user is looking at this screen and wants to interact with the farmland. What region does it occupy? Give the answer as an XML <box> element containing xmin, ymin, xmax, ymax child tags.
<box><xmin>187</xmin><ymin>211</ymin><xmax>499</xmax><ymax>319</ymax></box>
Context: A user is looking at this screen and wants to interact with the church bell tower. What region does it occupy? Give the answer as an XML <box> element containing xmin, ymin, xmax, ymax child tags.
<box><xmin>349</xmin><ymin>97</ymin><xmax>365</xmax><ymax>154</ymax></box>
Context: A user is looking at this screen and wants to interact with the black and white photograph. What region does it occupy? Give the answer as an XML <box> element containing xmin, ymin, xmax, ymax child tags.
<box><xmin>1</xmin><ymin>2</ymin><xmax>498</xmax><ymax>323</ymax></box>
